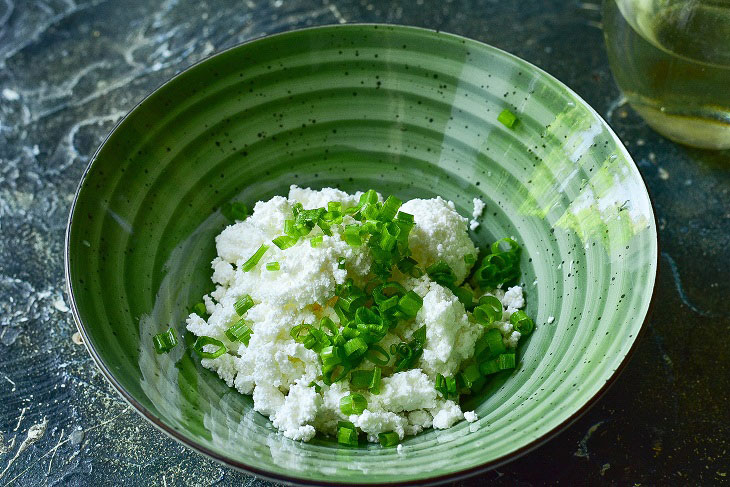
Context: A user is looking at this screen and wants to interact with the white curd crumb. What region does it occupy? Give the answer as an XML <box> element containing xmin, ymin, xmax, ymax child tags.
<box><xmin>464</xmin><ymin>411</ymin><xmax>478</xmax><ymax>423</ymax></box>
<box><xmin>547</xmin><ymin>316</ymin><xmax>555</xmax><ymax>324</ymax></box>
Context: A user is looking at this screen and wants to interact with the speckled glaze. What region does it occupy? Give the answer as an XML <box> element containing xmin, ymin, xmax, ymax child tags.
<box><xmin>65</xmin><ymin>25</ymin><xmax>657</xmax><ymax>485</ymax></box>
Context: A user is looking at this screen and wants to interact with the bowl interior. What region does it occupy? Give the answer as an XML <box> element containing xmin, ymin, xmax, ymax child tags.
<box><xmin>66</xmin><ymin>25</ymin><xmax>657</xmax><ymax>485</ymax></box>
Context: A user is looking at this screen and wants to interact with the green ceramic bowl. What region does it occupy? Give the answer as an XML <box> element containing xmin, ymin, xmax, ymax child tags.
<box><xmin>65</xmin><ymin>25</ymin><xmax>657</xmax><ymax>485</ymax></box>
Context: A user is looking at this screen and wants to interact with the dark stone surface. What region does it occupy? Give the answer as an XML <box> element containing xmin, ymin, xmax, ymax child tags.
<box><xmin>0</xmin><ymin>0</ymin><xmax>727</xmax><ymax>485</ymax></box>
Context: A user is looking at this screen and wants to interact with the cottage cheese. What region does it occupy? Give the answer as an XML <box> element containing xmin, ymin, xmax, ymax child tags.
<box><xmin>186</xmin><ymin>186</ymin><xmax>529</xmax><ymax>443</ymax></box>
<box><xmin>469</xmin><ymin>197</ymin><xmax>486</xmax><ymax>231</ymax></box>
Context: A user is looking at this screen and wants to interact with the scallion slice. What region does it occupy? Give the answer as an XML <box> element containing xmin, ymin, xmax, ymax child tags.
<box><xmin>364</xmin><ymin>344</ymin><xmax>390</xmax><ymax>366</ymax></box>
<box><xmin>397</xmin><ymin>291</ymin><xmax>423</xmax><ymax>317</ymax></box>
<box><xmin>479</xmin><ymin>328</ymin><xmax>506</xmax><ymax>358</ymax></box>
<box><xmin>498</xmin><ymin>353</ymin><xmax>516</xmax><ymax>369</ymax></box>
<box><xmin>272</xmin><ymin>235</ymin><xmax>297</xmax><ymax>250</ymax></box>
<box><xmin>474</xmin><ymin>295</ymin><xmax>503</xmax><ymax>325</ymax></box>
<box><xmin>510</xmin><ymin>310</ymin><xmax>534</xmax><ymax>335</ymax></box>
<box><xmin>192</xmin><ymin>336</ymin><xmax>227</xmax><ymax>359</ymax></box>
<box><xmin>344</xmin><ymin>337</ymin><xmax>368</xmax><ymax>357</ymax></box>
<box><xmin>241</xmin><ymin>244</ymin><xmax>269</xmax><ymax>271</ymax></box>
<box><xmin>337</xmin><ymin>425</ymin><xmax>359</xmax><ymax>446</ymax></box>
<box><xmin>153</xmin><ymin>327</ymin><xmax>178</xmax><ymax>354</ymax></box>
<box><xmin>225</xmin><ymin>319</ymin><xmax>252</xmax><ymax>345</ymax></box>
<box><xmin>340</xmin><ymin>393</ymin><xmax>368</xmax><ymax>415</ymax></box>
<box><xmin>460</xmin><ymin>363</ymin><xmax>481</xmax><ymax>389</ymax></box>
<box><xmin>310</xmin><ymin>235</ymin><xmax>323</xmax><ymax>248</ymax></box>
<box><xmin>350</xmin><ymin>370</ymin><xmax>374</xmax><ymax>389</ymax></box>
<box><xmin>343</xmin><ymin>225</ymin><xmax>362</xmax><ymax>246</ymax></box>
<box><xmin>370</xmin><ymin>366</ymin><xmax>382</xmax><ymax>394</ymax></box>
<box><xmin>265</xmin><ymin>261</ymin><xmax>280</xmax><ymax>271</ymax></box>
<box><xmin>479</xmin><ymin>359</ymin><xmax>499</xmax><ymax>375</ymax></box>
<box><xmin>233</xmin><ymin>294</ymin><xmax>254</xmax><ymax>316</ymax></box>
<box><xmin>378</xmin><ymin>195</ymin><xmax>402</xmax><ymax>222</ymax></box>
<box><xmin>395</xmin><ymin>211</ymin><xmax>414</xmax><ymax>223</ymax></box>
<box><xmin>498</xmin><ymin>108</ymin><xmax>518</xmax><ymax>128</ymax></box>
<box><xmin>378</xmin><ymin>431</ymin><xmax>399</xmax><ymax>447</ymax></box>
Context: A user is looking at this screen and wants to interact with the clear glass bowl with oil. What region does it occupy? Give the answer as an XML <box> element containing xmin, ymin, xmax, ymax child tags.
<box><xmin>604</xmin><ymin>0</ymin><xmax>730</xmax><ymax>149</ymax></box>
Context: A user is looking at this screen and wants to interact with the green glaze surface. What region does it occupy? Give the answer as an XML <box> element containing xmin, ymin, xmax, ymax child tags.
<box><xmin>65</xmin><ymin>25</ymin><xmax>657</xmax><ymax>485</ymax></box>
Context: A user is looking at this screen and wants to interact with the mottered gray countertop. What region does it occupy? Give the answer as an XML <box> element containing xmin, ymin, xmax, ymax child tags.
<box><xmin>1</xmin><ymin>0</ymin><xmax>728</xmax><ymax>485</ymax></box>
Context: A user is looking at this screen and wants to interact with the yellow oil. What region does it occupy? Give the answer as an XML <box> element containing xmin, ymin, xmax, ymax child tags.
<box><xmin>603</xmin><ymin>0</ymin><xmax>730</xmax><ymax>149</ymax></box>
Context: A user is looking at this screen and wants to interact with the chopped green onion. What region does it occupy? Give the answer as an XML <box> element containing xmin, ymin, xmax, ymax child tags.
<box><xmin>340</xmin><ymin>393</ymin><xmax>368</xmax><ymax>415</ymax></box>
<box><xmin>364</xmin><ymin>344</ymin><xmax>390</xmax><ymax>366</ymax></box>
<box><xmin>458</xmin><ymin>364</ymin><xmax>482</xmax><ymax>390</ymax></box>
<box><xmin>479</xmin><ymin>358</ymin><xmax>499</xmax><ymax>375</ymax></box>
<box><xmin>324</xmin><ymin>363</ymin><xmax>351</xmax><ymax>384</ymax></box>
<box><xmin>498</xmin><ymin>353</ymin><xmax>516</xmax><ymax>369</ymax></box>
<box><xmin>379</xmin><ymin>222</ymin><xmax>400</xmax><ymax>251</ymax></box>
<box><xmin>378</xmin><ymin>195</ymin><xmax>402</xmax><ymax>222</ymax></box>
<box><xmin>241</xmin><ymin>244</ymin><xmax>269</xmax><ymax>271</ymax></box>
<box><xmin>396</xmin><ymin>211</ymin><xmax>414</xmax><ymax>223</ymax></box>
<box><xmin>498</xmin><ymin>108</ymin><xmax>518</xmax><ymax>128</ymax></box>
<box><xmin>272</xmin><ymin>235</ymin><xmax>297</xmax><ymax>250</ymax></box>
<box><xmin>370</xmin><ymin>366</ymin><xmax>382</xmax><ymax>394</ymax></box>
<box><xmin>450</xmin><ymin>286</ymin><xmax>473</xmax><ymax>309</ymax></box>
<box><xmin>510</xmin><ymin>310</ymin><xmax>534</xmax><ymax>336</ymax></box>
<box><xmin>472</xmin><ymin>239</ymin><xmax>522</xmax><ymax>289</ymax></box>
<box><xmin>372</xmin><ymin>282</ymin><xmax>407</xmax><ymax>305</ymax></box>
<box><xmin>411</xmin><ymin>325</ymin><xmax>427</xmax><ymax>345</ymax></box>
<box><xmin>233</xmin><ymin>295</ymin><xmax>254</xmax><ymax>316</ymax></box>
<box><xmin>343</xmin><ymin>225</ymin><xmax>362</xmax><ymax>246</ymax></box>
<box><xmin>397</xmin><ymin>291</ymin><xmax>423</xmax><ymax>317</ymax></box>
<box><xmin>435</xmin><ymin>373</ymin><xmax>447</xmax><ymax>396</ymax></box>
<box><xmin>446</xmin><ymin>376</ymin><xmax>457</xmax><ymax>395</ymax></box>
<box><xmin>396</xmin><ymin>257</ymin><xmax>418</xmax><ymax>276</ymax></box>
<box><xmin>360</xmin><ymin>189</ymin><xmax>379</xmax><ymax>205</ymax></box>
<box><xmin>309</xmin><ymin>381</ymin><xmax>322</xmax><ymax>393</ymax></box>
<box><xmin>338</xmin><ymin>257</ymin><xmax>346</xmax><ymax>269</ymax></box>
<box><xmin>193</xmin><ymin>302</ymin><xmax>207</xmax><ymax>317</ymax></box>
<box><xmin>328</xmin><ymin>201</ymin><xmax>343</xmax><ymax>213</ymax></box>
<box><xmin>291</xmin><ymin>323</ymin><xmax>314</xmax><ymax>342</ymax></box>
<box><xmin>426</xmin><ymin>260</ymin><xmax>457</xmax><ymax>287</ymax></box>
<box><xmin>479</xmin><ymin>328</ymin><xmax>506</xmax><ymax>358</ymax></box>
<box><xmin>379</xmin><ymin>295</ymin><xmax>399</xmax><ymax>312</ymax></box>
<box><xmin>474</xmin><ymin>295</ymin><xmax>503</xmax><ymax>325</ymax></box>
<box><xmin>192</xmin><ymin>336</ymin><xmax>227</xmax><ymax>359</ymax></box>
<box><xmin>284</xmin><ymin>219</ymin><xmax>296</xmax><ymax>236</ymax></box>
<box><xmin>338</xmin><ymin>420</ymin><xmax>356</xmax><ymax>430</ymax></box>
<box><xmin>338</xmin><ymin>425</ymin><xmax>359</xmax><ymax>446</ymax></box>
<box><xmin>344</xmin><ymin>337</ymin><xmax>368</xmax><ymax>357</ymax></box>
<box><xmin>361</xmin><ymin>203</ymin><xmax>380</xmax><ymax>221</ymax></box>
<box><xmin>320</xmin><ymin>345</ymin><xmax>343</xmax><ymax>370</ymax></box>
<box><xmin>464</xmin><ymin>254</ymin><xmax>476</xmax><ymax>265</ymax></box>
<box><xmin>309</xmin><ymin>235</ymin><xmax>323</xmax><ymax>248</ymax></box>
<box><xmin>153</xmin><ymin>327</ymin><xmax>178</xmax><ymax>354</ymax></box>
<box><xmin>350</xmin><ymin>370</ymin><xmax>374</xmax><ymax>389</ymax></box>
<box><xmin>319</xmin><ymin>316</ymin><xmax>337</xmax><ymax>335</ymax></box>
<box><xmin>225</xmin><ymin>319</ymin><xmax>252</xmax><ymax>345</ymax></box>
<box><xmin>265</xmin><ymin>261</ymin><xmax>280</xmax><ymax>271</ymax></box>
<box><xmin>378</xmin><ymin>431</ymin><xmax>399</xmax><ymax>447</ymax></box>
<box><xmin>318</xmin><ymin>219</ymin><xmax>333</xmax><ymax>236</ymax></box>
